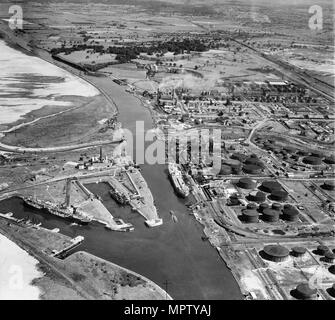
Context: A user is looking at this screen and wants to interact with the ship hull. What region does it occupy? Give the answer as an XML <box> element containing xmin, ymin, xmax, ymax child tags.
<box><xmin>168</xmin><ymin>174</ymin><xmax>189</xmax><ymax>198</ymax></box>
<box><xmin>23</xmin><ymin>198</ymin><xmax>90</xmax><ymax>225</ymax></box>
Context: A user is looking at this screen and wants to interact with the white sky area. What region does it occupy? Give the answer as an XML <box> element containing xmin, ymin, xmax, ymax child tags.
<box><xmin>0</xmin><ymin>233</ymin><xmax>42</xmax><ymax>300</ymax></box>
<box><xmin>0</xmin><ymin>40</ymin><xmax>99</xmax><ymax>125</ymax></box>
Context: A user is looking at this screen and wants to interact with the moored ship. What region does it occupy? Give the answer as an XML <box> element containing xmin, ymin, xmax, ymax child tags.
<box><xmin>109</xmin><ymin>185</ymin><xmax>129</xmax><ymax>205</ymax></box>
<box><xmin>168</xmin><ymin>162</ymin><xmax>190</xmax><ymax>198</ymax></box>
<box><xmin>22</xmin><ymin>196</ymin><xmax>92</xmax><ymax>225</ymax></box>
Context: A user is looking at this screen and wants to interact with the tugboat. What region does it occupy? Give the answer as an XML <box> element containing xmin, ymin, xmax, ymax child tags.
<box><xmin>168</xmin><ymin>162</ymin><xmax>190</xmax><ymax>198</ymax></box>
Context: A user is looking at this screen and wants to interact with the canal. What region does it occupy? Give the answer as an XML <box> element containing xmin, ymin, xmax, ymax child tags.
<box><xmin>0</xmin><ymin>42</ymin><xmax>242</xmax><ymax>299</ymax></box>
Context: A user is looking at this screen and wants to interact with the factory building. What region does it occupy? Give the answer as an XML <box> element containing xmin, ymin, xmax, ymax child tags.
<box><xmin>291</xmin><ymin>246</ymin><xmax>307</xmax><ymax>257</ymax></box>
<box><xmin>262</xmin><ymin>208</ymin><xmax>280</xmax><ymax>222</ymax></box>
<box><xmin>292</xmin><ymin>283</ymin><xmax>317</xmax><ymax>300</ymax></box>
<box><xmin>262</xmin><ymin>244</ymin><xmax>290</xmax><ymax>262</ymax></box>
<box><xmin>237</xmin><ymin>177</ymin><xmax>256</xmax><ymax>190</ymax></box>
<box><xmin>241</xmin><ymin>209</ymin><xmax>259</xmax><ymax>223</ymax></box>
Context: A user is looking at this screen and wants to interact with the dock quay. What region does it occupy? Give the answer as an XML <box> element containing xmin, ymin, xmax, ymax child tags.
<box><xmin>52</xmin><ymin>235</ymin><xmax>85</xmax><ymax>259</ymax></box>
<box><xmin>126</xmin><ymin>168</ymin><xmax>162</xmax><ymax>227</ymax></box>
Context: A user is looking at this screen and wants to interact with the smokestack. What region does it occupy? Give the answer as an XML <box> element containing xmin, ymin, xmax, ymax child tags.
<box><xmin>100</xmin><ymin>147</ymin><xmax>103</xmax><ymax>162</ymax></box>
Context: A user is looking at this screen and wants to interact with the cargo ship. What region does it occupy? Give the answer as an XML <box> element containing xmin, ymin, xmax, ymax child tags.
<box><xmin>168</xmin><ymin>162</ymin><xmax>190</xmax><ymax>198</ymax></box>
<box><xmin>109</xmin><ymin>185</ymin><xmax>129</xmax><ymax>205</ymax></box>
<box><xmin>22</xmin><ymin>196</ymin><xmax>92</xmax><ymax>225</ymax></box>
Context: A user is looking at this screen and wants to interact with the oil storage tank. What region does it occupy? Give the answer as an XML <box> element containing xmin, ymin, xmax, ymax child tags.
<box><xmin>324</xmin><ymin>251</ymin><xmax>335</xmax><ymax>263</ymax></box>
<box><xmin>303</xmin><ymin>156</ymin><xmax>322</xmax><ymax>166</ymax></box>
<box><xmin>270</xmin><ymin>190</ymin><xmax>288</xmax><ymax>202</ymax></box>
<box><xmin>262</xmin><ymin>245</ymin><xmax>290</xmax><ymax>262</ymax></box>
<box><xmin>262</xmin><ymin>209</ymin><xmax>280</xmax><ymax>222</ymax></box>
<box><xmin>282</xmin><ymin>206</ymin><xmax>299</xmax><ymax>222</ymax></box>
<box><xmin>292</xmin><ymin>283</ymin><xmax>317</xmax><ymax>300</ymax></box>
<box><xmin>260</xmin><ymin>180</ymin><xmax>282</xmax><ymax>193</ymax></box>
<box><xmin>291</xmin><ymin>247</ymin><xmax>307</xmax><ymax>257</ymax></box>
<box><xmin>248</xmin><ymin>191</ymin><xmax>266</xmax><ymax>203</ymax></box>
<box><xmin>238</xmin><ymin>177</ymin><xmax>256</xmax><ymax>190</ymax></box>
<box><xmin>242</xmin><ymin>209</ymin><xmax>259</xmax><ymax>223</ymax></box>
<box><xmin>322</xmin><ymin>181</ymin><xmax>335</xmax><ymax>191</ymax></box>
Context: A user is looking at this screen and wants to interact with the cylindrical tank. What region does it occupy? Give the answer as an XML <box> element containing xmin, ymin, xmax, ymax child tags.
<box><xmin>293</xmin><ymin>283</ymin><xmax>317</xmax><ymax>300</ymax></box>
<box><xmin>303</xmin><ymin>156</ymin><xmax>322</xmax><ymax>166</ymax></box>
<box><xmin>262</xmin><ymin>245</ymin><xmax>289</xmax><ymax>262</ymax></box>
<box><xmin>248</xmin><ymin>191</ymin><xmax>266</xmax><ymax>203</ymax></box>
<box><xmin>261</xmin><ymin>180</ymin><xmax>282</xmax><ymax>193</ymax></box>
<box><xmin>329</xmin><ymin>265</ymin><xmax>335</xmax><ymax>275</ymax></box>
<box><xmin>238</xmin><ymin>177</ymin><xmax>256</xmax><ymax>190</ymax></box>
<box><xmin>291</xmin><ymin>247</ymin><xmax>307</xmax><ymax>257</ymax></box>
<box><xmin>324</xmin><ymin>251</ymin><xmax>335</xmax><ymax>263</ymax></box>
<box><xmin>270</xmin><ymin>190</ymin><xmax>288</xmax><ymax>202</ymax></box>
<box><xmin>262</xmin><ymin>209</ymin><xmax>280</xmax><ymax>222</ymax></box>
<box><xmin>272</xmin><ymin>203</ymin><xmax>282</xmax><ymax>211</ymax></box>
<box><xmin>328</xmin><ymin>283</ymin><xmax>335</xmax><ymax>298</ymax></box>
<box><xmin>242</xmin><ymin>209</ymin><xmax>259</xmax><ymax>223</ymax></box>
<box><xmin>243</xmin><ymin>164</ymin><xmax>262</xmax><ymax>174</ymax></box>
<box><xmin>247</xmin><ymin>203</ymin><xmax>257</xmax><ymax>210</ymax></box>
<box><xmin>317</xmin><ymin>245</ymin><xmax>329</xmax><ymax>255</ymax></box>
<box><xmin>282</xmin><ymin>206</ymin><xmax>299</xmax><ymax>222</ymax></box>
<box><xmin>324</xmin><ymin>156</ymin><xmax>335</xmax><ymax>165</ymax></box>
<box><xmin>258</xmin><ymin>203</ymin><xmax>270</xmax><ymax>213</ymax></box>
<box><xmin>322</xmin><ymin>181</ymin><xmax>335</xmax><ymax>191</ymax></box>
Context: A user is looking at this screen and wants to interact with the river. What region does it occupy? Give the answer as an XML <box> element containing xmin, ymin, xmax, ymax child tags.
<box><xmin>0</xmin><ymin>40</ymin><xmax>242</xmax><ymax>300</ymax></box>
